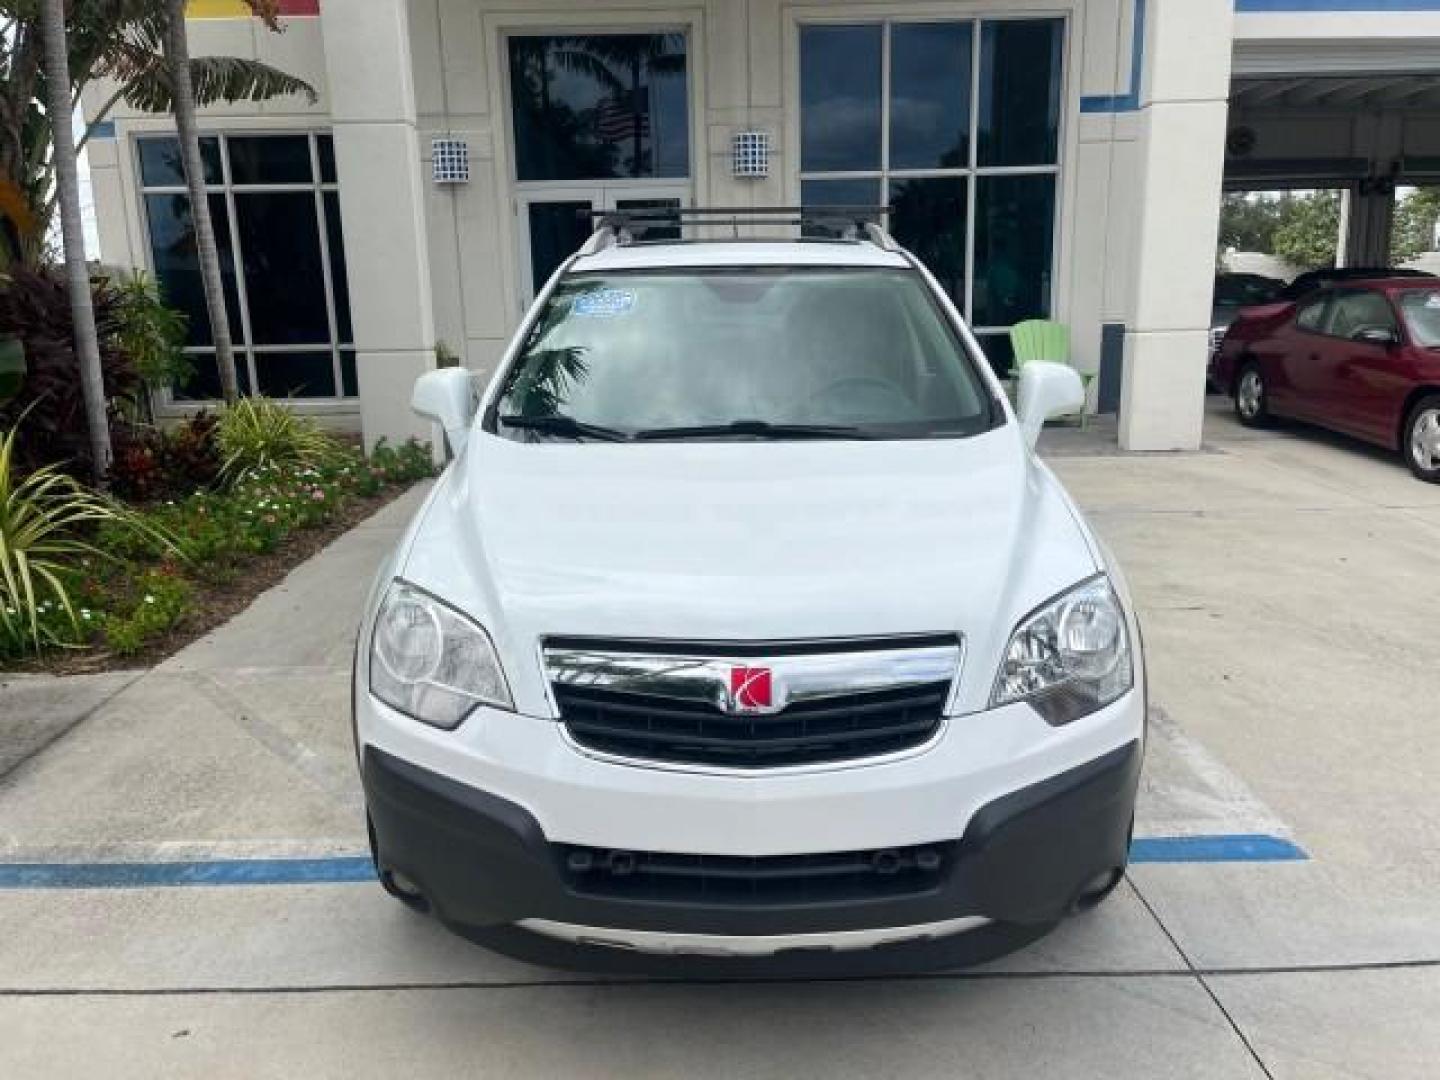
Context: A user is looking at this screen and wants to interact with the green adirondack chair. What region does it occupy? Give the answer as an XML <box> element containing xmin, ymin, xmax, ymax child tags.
<box><xmin>1008</xmin><ymin>319</ymin><xmax>1094</xmax><ymax>428</ymax></box>
<box><xmin>0</xmin><ymin>335</ymin><xmax>24</xmax><ymax>406</ymax></box>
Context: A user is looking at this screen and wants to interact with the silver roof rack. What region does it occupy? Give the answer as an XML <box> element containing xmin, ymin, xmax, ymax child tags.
<box><xmin>579</xmin><ymin>205</ymin><xmax>897</xmax><ymax>253</ymax></box>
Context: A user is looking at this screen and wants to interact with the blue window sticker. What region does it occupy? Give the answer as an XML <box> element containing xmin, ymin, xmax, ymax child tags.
<box><xmin>573</xmin><ymin>288</ymin><xmax>636</xmax><ymax>318</ymax></box>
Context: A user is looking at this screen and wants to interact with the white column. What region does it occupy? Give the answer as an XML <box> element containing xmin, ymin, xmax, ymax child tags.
<box><xmin>1119</xmin><ymin>0</ymin><xmax>1234</xmax><ymax>451</ymax></box>
<box><xmin>322</xmin><ymin>0</ymin><xmax>436</xmax><ymax>449</ymax></box>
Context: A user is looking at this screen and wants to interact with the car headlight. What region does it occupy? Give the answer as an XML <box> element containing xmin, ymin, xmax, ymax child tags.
<box><xmin>991</xmin><ymin>575</ymin><xmax>1133</xmax><ymax>725</ymax></box>
<box><xmin>369</xmin><ymin>580</ymin><xmax>513</xmax><ymax>728</ymax></box>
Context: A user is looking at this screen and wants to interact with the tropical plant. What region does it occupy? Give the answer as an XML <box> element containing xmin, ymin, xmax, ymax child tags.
<box><xmin>215</xmin><ymin>397</ymin><xmax>342</xmax><ymax>483</ymax></box>
<box><xmin>110</xmin><ymin>271</ymin><xmax>191</xmax><ymax>400</ymax></box>
<box><xmin>0</xmin><ymin>0</ymin><xmax>317</xmax><ymax>267</ymax></box>
<box><xmin>108</xmin><ymin>411</ymin><xmax>221</xmax><ymax>502</ymax></box>
<box><xmin>0</xmin><ymin>265</ymin><xmax>141</xmax><ymax>472</ymax></box>
<box><xmin>0</xmin><ymin>419</ymin><xmax>173</xmax><ymax>655</ymax></box>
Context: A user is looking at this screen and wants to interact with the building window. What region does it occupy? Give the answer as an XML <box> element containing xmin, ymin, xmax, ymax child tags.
<box><xmin>508</xmin><ymin>33</ymin><xmax>690</xmax><ymax>182</ymax></box>
<box><xmin>800</xmin><ymin>19</ymin><xmax>1064</xmax><ymax>374</ymax></box>
<box><xmin>137</xmin><ymin>132</ymin><xmax>356</xmax><ymax>402</ymax></box>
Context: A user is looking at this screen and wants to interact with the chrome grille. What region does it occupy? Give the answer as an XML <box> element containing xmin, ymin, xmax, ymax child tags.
<box><xmin>544</xmin><ymin>637</ymin><xmax>960</xmax><ymax>769</ymax></box>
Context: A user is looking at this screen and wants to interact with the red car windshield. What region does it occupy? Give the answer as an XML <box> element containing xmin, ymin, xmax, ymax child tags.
<box><xmin>1397</xmin><ymin>288</ymin><xmax>1440</xmax><ymax>348</ymax></box>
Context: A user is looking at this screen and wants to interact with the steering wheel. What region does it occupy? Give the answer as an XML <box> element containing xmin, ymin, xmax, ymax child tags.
<box><xmin>808</xmin><ymin>376</ymin><xmax>915</xmax><ymax>422</ymax></box>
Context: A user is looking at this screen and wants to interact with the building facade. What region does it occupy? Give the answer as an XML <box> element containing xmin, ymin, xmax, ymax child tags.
<box><xmin>83</xmin><ymin>0</ymin><xmax>1440</xmax><ymax>450</ymax></box>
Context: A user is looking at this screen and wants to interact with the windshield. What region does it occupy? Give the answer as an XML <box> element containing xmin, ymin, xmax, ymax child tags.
<box><xmin>1398</xmin><ymin>288</ymin><xmax>1440</xmax><ymax>348</ymax></box>
<box><xmin>490</xmin><ymin>268</ymin><xmax>998</xmax><ymax>441</ymax></box>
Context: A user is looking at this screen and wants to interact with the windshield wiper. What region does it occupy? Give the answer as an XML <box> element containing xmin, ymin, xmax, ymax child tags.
<box><xmin>633</xmin><ymin>420</ymin><xmax>875</xmax><ymax>442</ymax></box>
<box><xmin>499</xmin><ymin>414</ymin><xmax>630</xmax><ymax>442</ymax></box>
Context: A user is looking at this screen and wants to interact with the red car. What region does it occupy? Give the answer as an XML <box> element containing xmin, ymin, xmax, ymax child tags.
<box><xmin>1214</xmin><ymin>278</ymin><xmax>1440</xmax><ymax>482</ymax></box>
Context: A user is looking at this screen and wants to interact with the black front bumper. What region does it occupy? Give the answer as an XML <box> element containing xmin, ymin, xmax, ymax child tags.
<box><xmin>363</xmin><ymin>740</ymin><xmax>1140</xmax><ymax>973</ymax></box>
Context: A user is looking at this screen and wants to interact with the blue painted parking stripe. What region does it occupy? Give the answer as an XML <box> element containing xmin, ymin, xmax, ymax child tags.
<box><xmin>1130</xmin><ymin>834</ymin><xmax>1306</xmax><ymax>863</ymax></box>
<box><xmin>0</xmin><ymin>835</ymin><xmax>1306</xmax><ymax>889</ymax></box>
<box><xmin>0</xmin><ymin>857</ymin><xmax>376</xmax><ymax>889</ymax></box>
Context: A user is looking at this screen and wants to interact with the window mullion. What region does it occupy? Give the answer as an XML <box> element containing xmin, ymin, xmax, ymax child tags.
<box><xmin>965</xmin><ymin>19</ymin><xmax>982</xmax><ymax>325</ymax></box>
<box><xmin>880</xmin><ymin>20</ymin><xmax>891</xmax><ymax>189</ymax></box>
<box><xmin>310</xmin><ymin>132</ymin><xmax>345</xmax><ymax>399</ymax></box>
<box><xmin>218</xmin><ymin>135</ymin><xmax>258</xmax><ymax>395</ymax></box>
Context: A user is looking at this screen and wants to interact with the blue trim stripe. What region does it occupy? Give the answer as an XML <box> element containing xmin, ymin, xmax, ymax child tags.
<box><xmin>0</xmin><ymin>835</ymin><xmax>1306</xmax><ymax>890</ymax></box>
<box><xmin>0</xmin><ymin>857</ymin><xmax>376</xmax><ymax>890</ymax></box>
<box><xmin>1080</xmin><ymin>0</ymin><xmax>1147</xmax><ymax>114</ymax></box>
<box><xmin>1237</xmin><ymin>0</ymin><xmax>1440</xmax><ymax>11</ymax></box>
<box><xmin>1130</xmin><ymin>834</ymin><xmax>1307</xmax><ymax>863</ymax></box>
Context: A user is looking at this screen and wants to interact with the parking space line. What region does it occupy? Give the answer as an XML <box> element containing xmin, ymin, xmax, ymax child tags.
<box><xmin>0</xmin><ymin>833</ymin><xmax>1306</xmax><ymax>890</ymax></box>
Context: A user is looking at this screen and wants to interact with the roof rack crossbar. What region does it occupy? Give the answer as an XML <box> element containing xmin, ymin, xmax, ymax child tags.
<box><xmin>581</xmin><ymin>205</ymin><xmax>897</xmax><ymax>249</ymax></box>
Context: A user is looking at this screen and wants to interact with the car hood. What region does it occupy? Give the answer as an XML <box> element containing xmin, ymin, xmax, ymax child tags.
<box><xmin>400</xmin><ymin>428</ymin><xmax>1100</xmax><ymax>714</ymax></box>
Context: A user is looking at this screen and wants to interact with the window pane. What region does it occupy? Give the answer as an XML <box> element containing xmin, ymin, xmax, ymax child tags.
<box><xmin>138</xmin><ymin>136</ymin><xmax>221</xmax><ymax>187</ymax></box>
<box><xmin>890</xmin><ymin>23</ymin><xmax>972</xmax><ymax>171</ymax></box>
<box><xmin>800</xmin><ymin>25</ymin><xmax>882</xmax><ymax>173</ymax></box>
<box><xmin>614</xmin><ymin>198</ymin><xmax>682</xmax><ymax>241</ymax></box>
<box><xmin>890</xmin><ymin>177</ymin><xmax>968</xmax><ymax>306</ymax></box>
<box><xmin>973</xmin><ymin>174</ymin><xmax>1055</xmax><ymax>328</ymax></box>
<box><xmin>978</xmin><ymin>19</ymin><xmax>1063</xmax><ymax>167</ymax></box>
<box><xmin>234</xmin><ymin>192</ymin><xmax>330</xmax><ymax>344</ymax></box>
<box><xmin>975</xmin><ymin>332</ymin><xmax>1016</xmax><ymax>380</ymax></box>
<box><xmin>527</xmin><ymin>200</ymin><xmax>593</xmax><ymax>293</ymax></box>
<box><xmin>509</xmin><ymin>34</ymin><xmax>690</xmax><ymax>181</ymax></box>
<box><xmin>144</xmin><ymin>193</ymin><xmax>242</xmax><ymax>347</ymax></box>
<box><xmin>317</xmin><ymin>134</ymin><xmax>337</xmax><ymax>183</ymax></box>
<box><xmin>324</xmin><ymin>192</ymin><xmax>353</xmax><ymax>343</ymax></box>
<box><xmin>340</xmin><ymin>349</ymin><xmax>358</xmax><ymax>398</ymax></box>
<box><xmin>173</xmin><ymin>351</ymin><xmax>252</xmax><ymax>401</ymax></box>
<box><xmin>1324</xmin><ymin>290</ymin><xmax>1396</xmax><ymax>338</ymax></box>
<box><xmin>228</xmin><ymin>135</ymin><xmax>314</xmax><ymax>184</ymax></box>
<box><xmin>255</xmin><ymin>351</ymin><xmax>337</xmax><ymax>398</ymax></box>
<box><xmin>801</xmin><ymin>178</ymin><xmax>882</xmax><ymax>238</ymax></box>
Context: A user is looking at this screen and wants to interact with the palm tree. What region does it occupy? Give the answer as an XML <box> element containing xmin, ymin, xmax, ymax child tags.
<box><xmin>163</xmin><ymin>0</ymin><xmax>239</xmax><ymax>402</ymax></box>
<box><xmin>0</xmin><ymin>0</ymin><xmax>316</xmax><ymax>267</ymax></box>
<box><xmin>39</xmin><ymin>0</ymin><xmax>111</xmax><ymax>478</ymax></box>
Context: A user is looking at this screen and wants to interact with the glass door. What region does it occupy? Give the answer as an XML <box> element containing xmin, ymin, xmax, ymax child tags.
<box><xmin>517</xmin><ymin>184</ymin><xmax>687</xmax><ymax>305</ymax></box>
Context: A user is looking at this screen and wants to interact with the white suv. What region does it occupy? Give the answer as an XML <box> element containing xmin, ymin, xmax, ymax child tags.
<box><xmin>355</xmin><ymin>210</ymin><xmax>1144</xmax><ymax>975</ymax></box>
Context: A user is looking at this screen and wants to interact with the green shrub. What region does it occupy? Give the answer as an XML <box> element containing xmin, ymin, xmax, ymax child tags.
<box><xmin>102</xmin><ymin>567</ymin><xmax>193</xmax><ymax>656</ymax></box>
<box><xmin>367</xmin><ymin>438</ymin><xmax>436</xmax><ymax>488</ymax></box>
<box><xmin>216</xmin><ymin>398</ymin><xmax>344</xmax><ymax>485</ymax></box>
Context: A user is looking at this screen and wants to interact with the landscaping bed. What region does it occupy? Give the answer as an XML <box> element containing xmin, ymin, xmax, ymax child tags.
<box><xmin>1</xmin><ymin>404</ymin><xmax>435</xmax><ymax>676</ymax></box>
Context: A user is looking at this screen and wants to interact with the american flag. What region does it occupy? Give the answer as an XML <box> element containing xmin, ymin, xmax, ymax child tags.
<box><xmin>595</xmin><ymin>90</ymin><xmax>651</xmax><ymax>141</ymax></box>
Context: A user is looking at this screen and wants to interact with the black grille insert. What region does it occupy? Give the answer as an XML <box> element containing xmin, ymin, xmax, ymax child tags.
<box><xmin>555</xmin><ymin>681</ymin><xmax>950</xmax><ymax>768</ymax></box>
<box><xmin>558</xmin><ymin>842</ymin><xmax>956</xmax><ymax>905</ymax></box>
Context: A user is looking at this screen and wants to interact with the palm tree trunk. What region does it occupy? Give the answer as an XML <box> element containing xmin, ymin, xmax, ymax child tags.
<box><xmin>164</xmin><ymin>0</ymin><xmax>240</xmax><ymax>404</ymax></box>
<box><xmin>39</xmin><ymin>0</ymin><xmax>112</xmax><ymax>481</ymax></box>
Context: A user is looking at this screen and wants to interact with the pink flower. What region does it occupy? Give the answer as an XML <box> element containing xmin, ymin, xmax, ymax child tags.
<box><xmin>311</xmin><ymin>489</ymin><xmax>326</xmax><ymax>502</ymax></box>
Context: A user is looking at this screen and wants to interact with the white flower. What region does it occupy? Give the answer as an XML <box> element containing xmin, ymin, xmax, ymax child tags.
<box><xmin>144</xmin><ymin>595</ymin><xmax>156</xmax><ymax>605</ymax></box>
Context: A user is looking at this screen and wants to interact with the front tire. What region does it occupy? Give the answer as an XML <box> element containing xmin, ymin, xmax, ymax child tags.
<box><xmin>1234</xmin><ymin>363</ymin><xmax>1271</xmax><ymax>428</ymax></box>
<box><xmin>1404</xmin><ymin>394</ymin><xmax>1440</xmax><ymax>483</ymax></box>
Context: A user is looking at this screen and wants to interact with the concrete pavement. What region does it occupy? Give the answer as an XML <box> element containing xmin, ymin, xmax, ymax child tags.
<box><xmin>2</xmin><ymin>402</ymin><xmax>1438</xmax><ymax>1077</ymax></box>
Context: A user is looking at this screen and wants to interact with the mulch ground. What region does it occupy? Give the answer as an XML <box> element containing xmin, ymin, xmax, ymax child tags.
<box><xmin>5</xmin><ymin>482</ymin><xmax>416</xmax><ymax>678</ymax></box>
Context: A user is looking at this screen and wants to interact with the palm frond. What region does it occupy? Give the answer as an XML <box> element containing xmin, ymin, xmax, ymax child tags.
<box><xmin>120</xmin><ymin>55</ymin><xmax>317</xmax><ymax>114</ymax></box>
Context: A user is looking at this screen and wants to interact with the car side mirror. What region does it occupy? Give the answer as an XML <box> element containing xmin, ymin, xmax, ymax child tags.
<box><xmin>1016</xmin><ymin>362</ymin><xmax>1086</xmax><ymax>449</ymax></box>
<box><xmin>1354</xmin><ymin>326</ymin><xmax>1399</xmax><ymax>347</ymax></box>
<box><xmin>412</xmin><ymin>367</ymin><xmax>478</xmax><ymax>456</ymax></box>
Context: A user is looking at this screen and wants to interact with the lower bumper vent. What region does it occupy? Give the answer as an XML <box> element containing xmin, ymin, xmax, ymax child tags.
<box><xmin>557</xmin><ymin>842</ymin><xmax>956</xmax><ymax>906</ymax></box>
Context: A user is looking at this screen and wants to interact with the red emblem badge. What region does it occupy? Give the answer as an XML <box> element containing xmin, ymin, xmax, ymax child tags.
<box><xmin>729</xmin><ymin>666</ymin><xmax>774</xmax><ymax>713</ymax></box>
